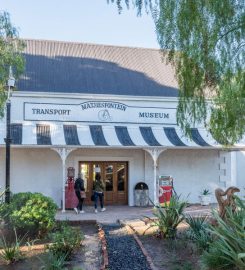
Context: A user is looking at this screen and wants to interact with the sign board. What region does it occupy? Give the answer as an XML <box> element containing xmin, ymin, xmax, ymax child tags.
<box><xmin>24</xmin><ymin>100</ymin><xmax>177</xmax><ymax>125</ymax></box>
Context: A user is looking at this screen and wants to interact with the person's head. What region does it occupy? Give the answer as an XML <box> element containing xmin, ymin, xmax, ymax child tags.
<box><xmin>78</xmin><ymin>173</ymin><xmax>83</xmax><ymax>179</ymax></box>
<box><xmin>95</xmin><ymin>173</ymin><xmax>101</xmax><ymax>181</ymax></box>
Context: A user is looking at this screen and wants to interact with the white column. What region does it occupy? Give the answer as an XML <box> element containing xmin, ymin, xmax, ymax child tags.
<box><xmin>153</xmin><ymin>159</ymin><xmax>157</xmax><ymax>205</ymax></box>
<box><xmin>219</xmin><ymin>150</ymin><xmax>237</xmax><ymax>188</ymax></box>
<box><xmin>51</xmin><ymin>147</ymin><xmax>76</xmax><ymax>212</ymax></box>
<box><xmin>144</xmin><ymin>148</ymin><xmax>166</xmax><ymax>205</ymax></box>
<box><xmin>230</xmin><ymin>151</ymin><xmax>237</xmax><ymax>186</ymax></box>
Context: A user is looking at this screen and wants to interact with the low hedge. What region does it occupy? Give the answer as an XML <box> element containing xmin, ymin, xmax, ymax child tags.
<box><xmin>0</xmin><ymin>192</ymin><xmax>58</xmax><ymax>237</ymax></box>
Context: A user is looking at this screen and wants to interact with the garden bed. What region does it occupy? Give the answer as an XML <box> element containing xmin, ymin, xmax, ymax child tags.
<box><xmin>138</xmin><ymin>227</ymin><xmax>200</xmax><ymax>270</ymax></box>
<box><xmin>0</xmin><ymin>223</ymin><xmax>102</xmax><ymax>270</ymax></box>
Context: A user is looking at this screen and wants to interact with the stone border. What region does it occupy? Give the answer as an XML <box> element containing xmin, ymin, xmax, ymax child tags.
<box><xmin>98</xmin><ymin>224</ymin><xmax>109</xmax><ymax>270</ymax></box>
<box><xmin>124</xmin><ymin>224</ymin><xmax>158</xmax><ymax>270</ymax></box>
<box><xmin>56</xmin><ymin>219</ymin><xmax>97</xmax><ymax>225</ymax></box>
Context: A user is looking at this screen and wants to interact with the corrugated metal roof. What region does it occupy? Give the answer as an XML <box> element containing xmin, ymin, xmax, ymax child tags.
<box><xmin>17</xmin><ymin>39</ymin><xmax>179</xmax><ymax>97</ymax></box>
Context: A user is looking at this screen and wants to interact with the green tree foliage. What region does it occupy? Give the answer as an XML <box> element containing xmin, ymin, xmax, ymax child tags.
<box><xmin>108</xmin><ymin>1</ymin><xmax>245</xmax><ymax>145</ymax></box>
<box><xmin>0</xmin><ymin>11</ymin><xmax>25</xmax><ymax>116</ymax></box>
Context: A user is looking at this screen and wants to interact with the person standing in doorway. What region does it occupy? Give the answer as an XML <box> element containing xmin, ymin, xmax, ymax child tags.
<box><xmin>93</xmin><ymin>173</ymin><xmax>106</xmax><ymax>213</ymax></box>
<box><xmin>74</xmin><ymin>173</ymin><xmax>86</xmax><ymax>214</ymax></box>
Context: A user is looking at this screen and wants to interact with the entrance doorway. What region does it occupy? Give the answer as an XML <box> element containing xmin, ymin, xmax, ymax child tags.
<box><xmin>79</xmin><ymin>161</ymin><xmax>128</xmax><ymax>205</ymax></box>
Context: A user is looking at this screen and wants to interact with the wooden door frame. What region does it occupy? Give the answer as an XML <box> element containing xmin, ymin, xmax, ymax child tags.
<box><xmin>78</xmin><ymin>161</ymin><xmax>128</xmax><ymax>205</ymax></box>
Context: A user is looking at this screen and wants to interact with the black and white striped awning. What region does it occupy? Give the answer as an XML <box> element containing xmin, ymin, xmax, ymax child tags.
<box><xmin>0</xmin><ymin>123</ymin><xmax>226</xmax><ymax>148</ymax></box>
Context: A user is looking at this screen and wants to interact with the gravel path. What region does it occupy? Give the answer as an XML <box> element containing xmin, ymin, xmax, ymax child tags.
<box><xmin>103</xmin><ymin>224</ymin><xmax>151</xmax><ymax>270</ymax></box>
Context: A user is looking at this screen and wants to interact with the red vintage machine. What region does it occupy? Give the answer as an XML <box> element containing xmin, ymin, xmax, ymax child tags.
<box><xmin>65</xmin><ymin>167</ymin><xmax>77</xmax><ymax>209</ymax></box>
<box><xmin>158</xmin><ymin>175</ymin><xmax>173</xmax><ymax>205</ymax></box>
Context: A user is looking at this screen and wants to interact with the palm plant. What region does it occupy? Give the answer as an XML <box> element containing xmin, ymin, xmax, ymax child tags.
<box><xmin>147</xmin><ymin>195</ymin><xmax>188</xmax><ymax>238</ymax></box>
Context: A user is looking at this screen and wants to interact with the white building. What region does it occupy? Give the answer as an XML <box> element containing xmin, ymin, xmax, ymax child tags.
<box><xmin>0</xmin><ymin>39</ymin><xmax>244</xmax><ymax>210</ymax></box>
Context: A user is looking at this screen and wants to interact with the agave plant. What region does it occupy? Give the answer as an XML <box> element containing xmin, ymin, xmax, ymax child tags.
<box><xmin>0</xmin><ymin>229</ymin><xmax>24</xmax><ymax>264</ymax></box>
<box><xmin>39</xmin><ymin>251</ymin><xmax>68</xmax><ymax>270</ymax></box>
<box><xmin>185</xmin><ymin>215</ymin><xmax>212</xmax><ymax>250</ymax></box>
<box><xmin>147</xmin><ymin>195</ymin><xmax>188</xmax><ymax>239</ymax></box>
<box><xmin>201</xmin><ymin>196</ymin><xmax>245</xmax><ymax>270</ymax></box>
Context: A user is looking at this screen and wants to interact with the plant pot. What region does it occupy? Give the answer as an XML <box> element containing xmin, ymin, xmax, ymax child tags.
<box><xmin>199</xmin><ymin>195</ymin><xmax>211</xmax><ymax>206</ymax></box>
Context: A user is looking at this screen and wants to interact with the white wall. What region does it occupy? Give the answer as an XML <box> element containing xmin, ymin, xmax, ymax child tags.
<box><xmin>0</xmin><ymin>148</ymin><xmax>63</xmax><ymax>207</ymax></box>
<box><xmin>1</xmin><ymin>147</ymin><xmax>243</xmax><ymax>206</ymax></box>
<box><xmin>145</xmin><ymin>149</ymin><xmax>221</xmax><ymax>203</ymax></box>
<box><xmin>236</xmin><ymin>151</ymin><xmax>245</xmax><ymax>198</ymax></box>
<box><xmin>0</xmin><ymin>148</ymin><xmax>146</xmax><ymax>207</ymax></box>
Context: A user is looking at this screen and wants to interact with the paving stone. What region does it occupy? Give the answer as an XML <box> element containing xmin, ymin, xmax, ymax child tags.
<box><xmin>56</xmin><ymin>204</ymin><xmax>215</xmax><ymax>224</ymax></box>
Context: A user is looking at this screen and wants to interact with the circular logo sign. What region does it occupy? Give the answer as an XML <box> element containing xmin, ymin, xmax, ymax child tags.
<box><xmin>98</xmin><ymin>109</ymin><xmax>112</xmax><ymax>121</ymax></box>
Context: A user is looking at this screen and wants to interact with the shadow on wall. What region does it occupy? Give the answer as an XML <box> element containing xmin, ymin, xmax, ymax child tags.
<box><xmin>17</xmin><ymin>54</ymin><xmax>178</xmax><ymax>97</ymax></box>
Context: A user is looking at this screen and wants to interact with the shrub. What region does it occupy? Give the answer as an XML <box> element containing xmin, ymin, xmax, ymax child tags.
<box><xmin>185</xmin><ymin>215</ymin><xmax>212</xmax><ymax>250</ymax></box>
<box><xmin>148</xmin><ymin>195</ymin><xmax>188</xmax><ymax>238</ymax></box>
<box><xmin>0</xmin><ymin>192</ymin><xmax>58</xmax><ymax>237</ymax></box>
<box><xmin>201</xmin><ymin>196</ymin><xmax>245</xmax><ymax>270</ymax></box>
<box><xmin>48</xmin><ymin>224</ymin><xmax>84</xmax><ymax>260</ymax></box>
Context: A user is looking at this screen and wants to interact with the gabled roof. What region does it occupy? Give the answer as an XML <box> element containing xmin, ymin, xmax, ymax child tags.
<box><xmin>17</xmin><ymin>39</ymin><xmax>179</xmax><ymax>97</ymax></box>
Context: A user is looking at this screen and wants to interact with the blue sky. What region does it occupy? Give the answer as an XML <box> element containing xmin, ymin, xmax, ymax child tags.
<box><xmin>1</xmin><ymin>0</ymin><xmax>158</xmax><ymax>48</ymax></box>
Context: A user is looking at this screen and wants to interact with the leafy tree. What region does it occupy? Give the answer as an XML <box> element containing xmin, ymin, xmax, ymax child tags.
<box><xmin>0</xmin><ymin>11</ymin><xmax>25</xmax><ymax>116</ymax></box>
<box><xmin>108</xmin><ymin>0</ymin><xmax>245</xmax><ymax>145</ymax></box>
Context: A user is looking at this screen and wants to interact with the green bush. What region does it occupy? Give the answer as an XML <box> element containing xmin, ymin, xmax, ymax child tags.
<box><xmin>201</xmin><ymin>196</ymin><xmax>245</xmax><ymax>270</ymax></box>
<box><xmin>48</xmin><ymin>224</ymin><xmax>84</xmax><ymax>260</ymax></box>
<box><xmin>0</xmin><ymin>192</ymin><xmax>57</xmax><ymax>237</ymax></box>
<box><xmin>148</xmin><ymin>195</ymin><xmax>188</xmax><ymax>239</ymax></box>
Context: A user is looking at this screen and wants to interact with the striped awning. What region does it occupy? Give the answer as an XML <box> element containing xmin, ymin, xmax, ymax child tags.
<box><xmin>0</xmin><ymin>122</ymin><xmax>225</xmax><ymax>148</ymax></box>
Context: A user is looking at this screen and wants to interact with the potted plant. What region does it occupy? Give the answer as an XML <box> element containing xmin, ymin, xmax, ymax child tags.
<box><xmin>199</xmin><ymin>189</ymin><xmax>212</xmax><ymax>206</ymax></box>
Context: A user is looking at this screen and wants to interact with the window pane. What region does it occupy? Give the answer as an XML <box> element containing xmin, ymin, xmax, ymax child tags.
<box><xmin>105</xmin><ymin>165</ymin><xmax>113</xmax><ymax>191</ymax></box>
<box><xmin>80</xmin><ymin>163</ymin><xmax>89</xmax><ymax>191</ymax></box>
<box><xmin>92</xmin><ymin>164</ymin><xmax>102</xmax><ymax>190</ymax></box>
<box><xmin>93</xmin><ymin>164</ymin><xmax>102</xmax><ymax>180</ymax></box>
<box><xmin>117</xmin><ymin>164</ymin><xmax>125</xmax><ymax>191</ymax></box>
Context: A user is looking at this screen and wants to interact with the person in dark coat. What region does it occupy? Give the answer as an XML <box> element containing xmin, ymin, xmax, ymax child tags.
<box><xmin>74</xmin><ymin>173</ymin><xmax>85</xmax><ymax>214</ymax></box>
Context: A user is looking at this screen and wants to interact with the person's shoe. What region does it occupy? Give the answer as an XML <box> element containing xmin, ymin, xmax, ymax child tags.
<box><xmin>101</xmin><ymin>208</ymin><xmax>106</xmax><ymax>212</ymax></box>
<box><xmin>95</xmin><ymin>209</ymin><xmax>98</xmax><ymax>213</ymax></box>
<box><xmin>80</xmin><ymin>210</ymin><xmax>85</xmax><ymax>214</ymax></box>
<box><xmin>74</xmin><ymin>207</ymin><xmax>78</xmax><ymax>214</ymax></box>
